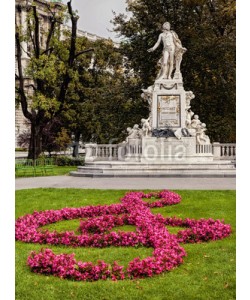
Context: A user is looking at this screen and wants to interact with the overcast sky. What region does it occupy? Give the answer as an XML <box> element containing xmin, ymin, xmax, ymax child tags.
<box><xmin>62</xmin><ymin>0</ymin><xmax>128</xmax><ymax>41</ymax></box>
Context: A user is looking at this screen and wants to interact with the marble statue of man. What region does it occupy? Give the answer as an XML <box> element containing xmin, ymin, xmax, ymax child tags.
<box><xmin>148</xmin><ymin>22</ymin><xmax>186</xmax><ymax>80</ymax></box>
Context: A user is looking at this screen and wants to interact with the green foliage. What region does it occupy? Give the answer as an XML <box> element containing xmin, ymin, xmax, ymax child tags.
<box><xmin>64</xmin><ymin>38</ymin><xmax>148</xmax><ymax>144</ymax></box>
<box><xmin>15</xmin><ymin>166</ymin><xmax>77</xmax><ymax>178</ymax></box>
<box><xmin>17</xmin><ymin>2</ymin><xmax>150</xmax><ymax>151</ymax></box>
<box><xmin>15</xmin><ymin>1</ymin><xmax>85</xmax><ymax>159</ymax></box>
<box><xmin>112</xmin><ymin>0</ymin><xmax>236</xmax><ymax>142</ymax></box>
<box><xmin>15</xmin><ymin>148</ymin><xmax>27</xmax><ymax>152</ymax></box>
<box><xmin>16</xmin><ymin>189</ymin><xmax>235</xmax><ymax>300</ymax></box>
<box><xmin>54</xmin><ymin>128</ymin><xmax>71</xmax><ymax>150</ymax></box>
<box><xmin>55</xmin><ymin>156</ymin><xmax>85</xmax><ymax>166</ymax></box>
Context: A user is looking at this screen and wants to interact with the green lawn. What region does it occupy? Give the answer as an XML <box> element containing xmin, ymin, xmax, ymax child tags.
<box><xmin>15</xmin><ymin>166</ymin><xmax>77</xmax><ymax>178</ymax></box>
<box><xmin>15</xmin><ymin>189</ymin><xmax>236</xmax><ymax>300</ymax></box>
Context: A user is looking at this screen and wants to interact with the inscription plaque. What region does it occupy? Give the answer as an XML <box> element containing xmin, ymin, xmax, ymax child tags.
<box><xmin>157</xmin><ymin>95</ymin><xmax>180</xmax><ymax>128</ymax></box>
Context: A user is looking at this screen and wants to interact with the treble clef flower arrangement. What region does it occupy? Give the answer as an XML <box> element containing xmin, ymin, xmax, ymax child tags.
<box><xmin>15</xmin><ymin>190</ymin><xmax>232</xmax><ymax>281</ymax></box>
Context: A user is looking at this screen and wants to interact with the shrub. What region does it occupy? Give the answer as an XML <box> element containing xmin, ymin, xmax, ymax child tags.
<box><xmin>15</xmin><ymin>148</ymin><xmax>28</xmax><ymax>152</ymax></box>
<box><xmin>55</xmin><ymin>156</ymin><xmax>85</xmax><ymax>166</ymax></box>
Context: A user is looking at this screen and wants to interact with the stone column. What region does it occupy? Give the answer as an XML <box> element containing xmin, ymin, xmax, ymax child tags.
<box><xmin>212</xmin><ymin>142</ymin><xmax>221</xmax><ymax>160</ymax></box>
<box><xmin>117</xmin><ymin>143</ymin><xmax>126</xmax><ymax>161</ymax></box>
<box><xmin>85</xmin><ymin>144</ymin><xmax>97</xmax><ymax>162</ymax></box>
<box><xmin>125</xmin><ymin>138</ymin><xmax>141</xmax><ymax>162</ymax></box>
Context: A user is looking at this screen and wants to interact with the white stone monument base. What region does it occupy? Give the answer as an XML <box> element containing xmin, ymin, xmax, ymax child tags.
<box><xmin>71</xmin><ymin>137</ymin><xmax>235</xmax><ymax>177</ymax></box>
<box><xmin>71</xmin><ymin>160</ymin><xmax>235</xmax><ymax>177</ymax></box>
<box><xmin>137</xmin><ymin>137</ymin><xmax>213</xmax><ymax>163</ymax></box>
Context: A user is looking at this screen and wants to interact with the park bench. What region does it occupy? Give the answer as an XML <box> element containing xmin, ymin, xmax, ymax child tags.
<box><xmin>15</xmin><ymin>158</ymin><xmax>55</xmax><ymax>176</ymax></box>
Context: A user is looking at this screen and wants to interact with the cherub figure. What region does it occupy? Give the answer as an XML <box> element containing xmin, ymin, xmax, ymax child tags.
<box><xmin>185</xmin><ymin>91</ymin><xmax>195</xmax><ymax>108</ymax></box>
<box><xmin>141</xmin><ymin>85</ymin><xmax>154</xmax><ymax>105</ymax></box>
<box><xmin>191</xmin><ymin>115</ymin><xmax>201</xmax><ymax>129</ymax></box>
<box><xmin>127</xmin><ymin>124</ymin><xmax>142</xmax><ymax>139</ymax></box>
<box><xmin>196</xmin><ymin>123</ymin><xmax>210</xmax><ymax>145</ymax></box>
<box><xmin>186</xmin><ymin>109</ymin><xmax>194</xmax><ymax>128</ymax></box>
<box><xmin>141</xmin><ymin>118</ymin><xmax>151</xmax><ymax>137</ymax></box>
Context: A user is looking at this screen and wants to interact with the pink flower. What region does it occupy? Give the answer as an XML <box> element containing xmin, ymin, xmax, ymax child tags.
<box><xmin>14</xmin><ymin>190</ymin><xmax>232</xmax><ymax>281</ymax></box>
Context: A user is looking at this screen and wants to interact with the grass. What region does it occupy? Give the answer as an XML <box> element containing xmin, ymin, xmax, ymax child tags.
<box><xmin>15</xmin><ymin>166</ymin><xmax>77</xmax><ymax>178</ymax></box>
<box><xmin>15</xmin><ymin>189</ymin><xmax>236</xmax><ymax>300</ymax></box>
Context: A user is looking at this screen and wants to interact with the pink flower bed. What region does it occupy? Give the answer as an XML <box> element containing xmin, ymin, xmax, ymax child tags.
<box><xmin>15</xmin><ymin>190</ymin><xmax>232</xmax><ymax>281</ymax></box>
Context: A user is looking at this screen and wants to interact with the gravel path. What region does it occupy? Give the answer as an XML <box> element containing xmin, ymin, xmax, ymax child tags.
<box><xmin>15</xmin><ymin>175</ymin><xmax>236</xmax><ymax>190</ymax></box>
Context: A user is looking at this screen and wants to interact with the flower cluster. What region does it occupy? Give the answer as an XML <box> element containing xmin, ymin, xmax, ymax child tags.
<box><xmin>143</xmin><ymin>190</ymin><xmax>181</xmax><ymax>208</ymax></box>
<box><xmin>15</xmin><ymin>190</ymin><xmax>232</xmax><ymax>281</ymax></box>
<box><xmin>28</xmin><ymin>249</ymin><xmax>125</xmax><ymax>281</ymax></box>
<box><xmin>78</xmin><ymin>214</ymin><xmax>130</xmax><ymax>234</ymax></box>
<box><xmin>164</xmin><ymin>216</ymin><xmax>232</xmax><ymax>243</ymax></box>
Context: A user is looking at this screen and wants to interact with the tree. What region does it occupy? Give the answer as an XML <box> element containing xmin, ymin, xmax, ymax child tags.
<box><xmin>62</xmin><ymin>37</ymin><xmax>148</xmax><ymax>145</ymax></box>
<box><xmin>112</xmin><ymin>0</ymin><xmax>236</xmax><ymax>142</ymax></box>
<box><xmin>17</xmin><ymin>117</ymin><xmax>71</xmax><ymax>155</ymax></box>
<box><xmin>15</xmin><ymin>0</ymin><xmax>93</xmax><ymax>159</ymax></box>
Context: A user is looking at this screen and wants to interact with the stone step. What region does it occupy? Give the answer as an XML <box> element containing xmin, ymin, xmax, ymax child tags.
<box><xmin>70</xmin><ymin>169</ymin><xmax>236</xmax><ymax>178</ymax></box>
<box><xmin>85</xmin><ymin>160</ymin><xmax>235</xmax><ymax>167</ymax></box>
<box><xmin>78</xmin><ymin>167</ymin><xmax>104</xmax><ymax>174</ymax></box>
<box><xmin>79</xmin><ymin>163</ymin><xmax>235</xmax><ymax>171</ymax></box>
<box><xmin>72</xmin><ymin>159</ymin><xmax>236</xmax><ymax>178</ymax></box>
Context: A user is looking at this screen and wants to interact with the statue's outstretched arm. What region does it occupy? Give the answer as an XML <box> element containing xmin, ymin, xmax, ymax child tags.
<box><xmin>148</xmin><ymin>34</ymin><xmax>162</xmax><ymax>52</ymax></box>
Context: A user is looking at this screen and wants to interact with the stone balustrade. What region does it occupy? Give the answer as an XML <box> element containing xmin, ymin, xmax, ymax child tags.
<box><xmin>125</xmin><ymin>139</ymin><xmax>142</xmax><ymax>161</ymax></box>
<box><xmin>196</xmin><ymin>144</ymin><xmax>213</xmax><ymax>154</ymax></box>
<box><xmin>212</xmin><ymin>143</ymin><xmax>236</xmax><ymax>160</ymax></box>
<box><xmin>85</xmin><ymin>142</ymin><xmax>236</xmax><ymax>162</ymax></box>
<box><xmin>85</xmin><ymin>144</ymin><xmax>123</xmax><ymax>162</ymax></box>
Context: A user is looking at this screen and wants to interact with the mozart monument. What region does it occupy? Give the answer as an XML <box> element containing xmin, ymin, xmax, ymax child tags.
<box><xmin>71</xmin><ymin>22</ymin><xmax>235</xmax><ymax>177</ymax></box>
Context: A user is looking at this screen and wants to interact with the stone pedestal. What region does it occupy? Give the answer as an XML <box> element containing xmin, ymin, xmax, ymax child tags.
<box><xmin>85</xmin><ymin>143</ymin><xmax>98</xmax><ymax>162</ymax></box>
<box><xmin>151</xmin><ymin>79</ymin><xmax>186</xmax><ymax>131</ymax></box>
<box><xmin>212</xmin><ymin>142</ymin><xmax>221</xmax><ymax>160</ymax></box>
<box><xmin>140</xmin><ymin>136</ymin><xmax>213</xmax><ymax>163</ymax></box>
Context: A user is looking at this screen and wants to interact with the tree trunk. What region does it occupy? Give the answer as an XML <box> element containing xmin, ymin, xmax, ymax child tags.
<box><xmin>28</xmin><ymin>122</ymin><xmax>43</xmax><ymax>159</ymax></box>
